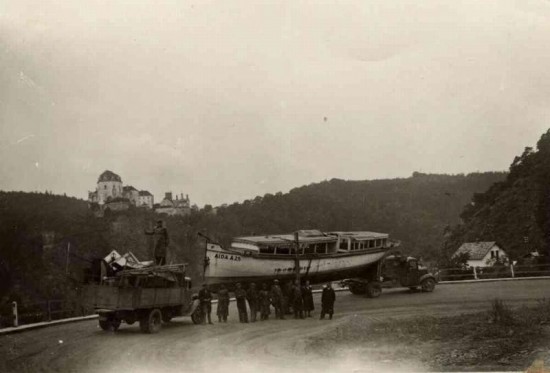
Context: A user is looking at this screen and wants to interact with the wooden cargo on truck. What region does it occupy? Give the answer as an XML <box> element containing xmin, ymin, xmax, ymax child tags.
<box><xmin>83</xmin><ymin>263</ymin><xmax>202</xmax><ymax>333</ymax></box>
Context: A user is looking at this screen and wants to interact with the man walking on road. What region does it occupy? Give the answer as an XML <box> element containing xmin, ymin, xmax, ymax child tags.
<box><xmin>292</xmin><ymin>281</ymin><xmax>304</xmax><ymax>319</ymax></box>
<box><xmin>246</xmin><ymin>282</ymin><xmax>259</xmax><ymax>322</ymax></box>
<box><xmin>216</xmin><ymin>284</ymin><xmax>230</xmax><ymax>323</ymax></box>
<box><xmin>235</xmin><ymin>283</ymin><xmax>248</xmax><ymax>323</ymax></box>
<box><xmin>302</xmin><ymin>280</ymin><xmax>314</xmax><ymax>318</ymax></box>
<box><xmin>270</xmin><ymin>279</ymin><xmax>284</xmax><ymax>319</ymax></box>
<box><xmin>198</xmin><ymin>283</ymin><xmax>213</xmax><ymax>324</ymax></box>
<box><xmin>320</xmin><ymin>282</ymin><xmax>336</xmax><ymax>320</ymax></box>
<box><xmin>144</xmin><ymin>220</ymin><xmax>169</xmax><ymax>265</ymax></box>
<box><xmin>258</xmin><ymin>284</ymin><xmax>271</xmax><ymax>320</ymax></box>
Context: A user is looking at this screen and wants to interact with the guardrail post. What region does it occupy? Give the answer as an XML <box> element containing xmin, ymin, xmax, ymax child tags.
<box><xmin>12</xmin><ymin>301</ymin><xmax>18</xmax><ymax>327</ymax></box>
<box><xmin>510</xmin><ymin>264</ymin><xmax>515</xmax><ymax>278</ymax></box>
<box><xmin>47</xmin><ymin>300</ymin><xmax>52</xmax><ymax>322</ymax></box>
<box><xmin>473</xmin><ymin>267</ymin><xmax>478</xmax><ymax>280</ymax></box>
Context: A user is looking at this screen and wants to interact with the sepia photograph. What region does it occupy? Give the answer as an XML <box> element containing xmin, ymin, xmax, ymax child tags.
<box><xmin>1</xmin><ymin>1</ymin><xmax>550</xmax><ymax>372</ymax></box>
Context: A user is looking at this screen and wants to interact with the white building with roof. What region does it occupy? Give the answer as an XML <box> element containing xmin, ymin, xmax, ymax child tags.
<box><xmin>138</xmin><ymin>190</ymin><xmax>154</xmax><ymax>209</ymax></box>
<box><xmin>453</xmin><ymin>241</ymin><xmax>508</xmax><ymax>267</ymax></box>
<box><xmin>88</xmin><ymin>170</ymin><xmax>123</xmax><ymax>205</ymax></box>
<box><xmin>88</xmin><ymin>171</ymin><xmax>154</xmax><ymax>212</ymax></box>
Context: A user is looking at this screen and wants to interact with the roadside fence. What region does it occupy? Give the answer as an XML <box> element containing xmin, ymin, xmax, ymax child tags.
<box><xmin>0</xmin><ymin>299</ymin><xmax>88</xmax><ymax>328</ymax></box>
<box><xmin>436</xmin><ymin>263</ymin><xmax>550</xmax><ymax>282</ymax></box>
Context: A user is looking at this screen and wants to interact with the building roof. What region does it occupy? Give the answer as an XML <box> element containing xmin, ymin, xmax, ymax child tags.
<box><xmin>453</xmin><ymin>242</ymin><xmax>499</xmax><ymax>260</ymax></box>
<box><xmin>123</xmin><ymin>185</ymin><xmax>138</xmax><ymax>192</ymax></box>
<box><xmin>139</xmin><ymin>190</ymin><xmax>153</xmax><ymax>196</ymax></box>
<box><xmin>98</xmin><ymin>170</ymin><xmax>122</xmax><ymax>183</ymax></box>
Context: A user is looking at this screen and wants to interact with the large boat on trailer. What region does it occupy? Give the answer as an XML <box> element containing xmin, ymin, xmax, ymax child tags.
<box><xmin>203</xmin><ymin>229</ymin><xmax>398</xmax><ymax>288</ymax></box>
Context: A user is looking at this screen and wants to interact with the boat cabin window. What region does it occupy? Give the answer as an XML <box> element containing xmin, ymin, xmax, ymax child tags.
<box><xmin>339</xmin><ymin>240</ymin><xmax>348</xmax><ymax>251</ymax></box>
<box><xmin>259</xmin><ymin>246</ymin><xmax>275</xmax><ymax>254</ymax></box>
<box><xmin>368</xmin><ymin>240</ymin><xmax>375</xmax><ymax>248</ymax></box>
<box><xmin>375</xmin><ymin>239</ymin><xmax>381</xmax><ymax>247</ymax></box>
<box><xmin>276</xmin><ymin>247</ymin><xmax>290</xmax><ymax>255</ymax></box>
<box><xmin>315</xmin><ymin>243</ymin><xmax>328</xmax><ymax>254</ymax></box>
<box><xmin>304</xmin><ymin>245</ymin><xmax>315</xmax><ymax>254</ymax></box>
<box><xmin>291</xmin><ymin>247</ymin><xmax>302</xmax><ymax>255</ymax></box>
<box><xmin>382</xmin><ymin>238</ymin><xmax>387</xmax><ymax>247</ymax></box>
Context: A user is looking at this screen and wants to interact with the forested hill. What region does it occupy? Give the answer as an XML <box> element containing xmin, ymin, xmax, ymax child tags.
<box><xmin>203</xmin><ymin>172</ymin><xmax>506</xmax><ymax>260</ymax></box>
<box><xmin>0</xmin><ymin>171</ymin><xmax>505</xmax><ymax>302</ymax></box>
<box><xmin>444</xmin><ymin>129</ymin><xmax>550</xmax><ymax>260</ymax></box>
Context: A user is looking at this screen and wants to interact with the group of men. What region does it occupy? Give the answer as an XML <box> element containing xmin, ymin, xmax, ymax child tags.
<box><xmin>197</xmin><ymin>279</ymin><xmax>336</xmax><ymax>324</ymax></box>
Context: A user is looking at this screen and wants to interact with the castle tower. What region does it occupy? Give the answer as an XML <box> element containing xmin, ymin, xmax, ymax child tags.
<box><xmin>96</xmin><ymin>170</ymin><xmax>123</xmax><ymax>204</ymax></box>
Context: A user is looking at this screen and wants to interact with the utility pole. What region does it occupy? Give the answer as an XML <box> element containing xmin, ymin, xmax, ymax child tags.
<box><xmin>65</xmin><ymin>242</ymin><xmax>71</xmax><ymax>275</ymax></box>
<box><xmin>294</xmin><ymin>231</ymin><xmax>301</xmax><ymax>285</ymax></box>
<box><xmin>275</xmin><ymin>234</ymin><xmax>302</xmax><ymax>285</ymax></box>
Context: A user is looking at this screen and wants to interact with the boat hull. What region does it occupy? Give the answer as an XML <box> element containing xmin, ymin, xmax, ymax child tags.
<box><xmin>204</xmin><ymin>243</ymin><xmax>388</xmax><ymax>286</ymax></box>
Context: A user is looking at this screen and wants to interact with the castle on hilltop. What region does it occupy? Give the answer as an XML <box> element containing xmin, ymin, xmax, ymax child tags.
<box><xmin>88</xmin><ymin>170</ymin><xmax>191</xmax><ymax>216</ymax></box>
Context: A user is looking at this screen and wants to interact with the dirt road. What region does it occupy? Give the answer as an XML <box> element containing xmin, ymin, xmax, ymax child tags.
<box><xmin>1</xmin><ymin>279</ymin><xmax>549</xmax><ymax>373</ymax></box>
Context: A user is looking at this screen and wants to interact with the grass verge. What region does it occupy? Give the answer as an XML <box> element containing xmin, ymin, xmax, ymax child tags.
<box><xmin>305</xmin><ymin>299</ymin><xmax>550</xmax><ymax>371</ymax></box>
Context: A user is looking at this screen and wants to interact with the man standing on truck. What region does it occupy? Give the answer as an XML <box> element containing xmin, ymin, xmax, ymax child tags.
<box><xmin>198</xmin><ymin>283</ymin><xmax>213</xmax><ymax>324</ymax></box>
<box><xmin>144</xmin><ymin>220</ymin><xmax>169</xmax><ymax>265</ymax></box>
<box><xmin>320</xmin><ymin>282</ymin><xmax>336</xmax><ymax>320</ymax></box>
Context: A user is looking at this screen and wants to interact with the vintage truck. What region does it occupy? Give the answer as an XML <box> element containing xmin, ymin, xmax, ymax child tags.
<box><xmin>83</xmin><ymin>263</ymin><xmax>202</xmax><ymax>333</ymax></box>
<box><xmin>341</xmin><ymin>252</ymin><xmax>437</xmax><ymax>297</ymax></box>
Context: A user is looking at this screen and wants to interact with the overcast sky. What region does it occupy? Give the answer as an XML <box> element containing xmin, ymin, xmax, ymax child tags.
<box><xmin>1</xmin><ymin>1</ymin><xmax>550</xmax><ymax>206</ymax></box>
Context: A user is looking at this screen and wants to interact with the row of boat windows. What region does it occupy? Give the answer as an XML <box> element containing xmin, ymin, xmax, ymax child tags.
<box><xmin>257</xmin><ymin>239</ymin><xmax>386</xmax><ymax>255</ymax></box>
<box><xmin>259</xmin><ymin>242</ymin><xmax>332</xmax><ymax>255</ymax></box>
<box><xmin>343</xmin><ymin>238</ymin><xmax>387</xmax><ymax>251</ymax></box>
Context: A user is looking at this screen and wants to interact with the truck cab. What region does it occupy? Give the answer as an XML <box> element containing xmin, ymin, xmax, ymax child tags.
<box><xmin>342</xmin><ymin>253</ymin><xmax>436</xmax><ymax>297</ymax></box>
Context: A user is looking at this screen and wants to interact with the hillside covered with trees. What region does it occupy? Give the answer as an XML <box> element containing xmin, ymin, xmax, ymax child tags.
<box><xmin>1</xmin><ymin>171</ymin><xmax>505</xmax><ymax>304</ymax></box>
<box><xmin>444</xmin><ymin>129</ymin><xmax>550</xmax><ymax>260</ymax></box>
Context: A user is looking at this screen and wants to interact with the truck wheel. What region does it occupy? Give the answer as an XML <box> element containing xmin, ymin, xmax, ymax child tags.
<box><xmin>366</xmin><ymin>282</ymin><xmax>382</xmax><ymax>298</ymax></box>
<box><xmin>99</xmin><ymin>318</ymin><xmax>121</xmax><ymax>332</ymax></box>
<box><xmin>140</xmin><ymin>309</ymin><xmax>162</xmax><ymax>333</ymax></box>
<box><xmin>349</xmin><ymin>283</ymin><xmax>366</xmax><ymax>295</ymax></box>
<box><xmin>191</xmin><ymin>308</ymin><xmax>204</xmax><ymax>325</ymax></box>
<box><xmin>421</xmin><ymin>278</ymin><xmax>435</xmax><ymax>292</ymax></box>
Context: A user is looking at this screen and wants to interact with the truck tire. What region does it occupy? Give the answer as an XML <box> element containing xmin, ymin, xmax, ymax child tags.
<box><xmin>191</xmin><ymin>308</ymin><xmax>204</xmax><ymax>325</ymax></box>
<box><xmin>99</xmin><ymin>318</ymin><xmax>121</xmax><ymax>332</ymax></box>
<box><xmin>348</xmin><ymin>283</ymin><xmax>366</xmax><ymax>295</ymax></box>
<box><xmin>366</xmin><ymin>282</ymin><xmax>382</xmax><ymax>298</ymax></box>
<box><xmin>140</xmin><ymin>309</ymin><xmax>162</xmax><ymax>334</ymax></box>
<box><xmin>421</xmin><ymin>278</ymin><xmax>436</xmax><ymax>292</ymax></box>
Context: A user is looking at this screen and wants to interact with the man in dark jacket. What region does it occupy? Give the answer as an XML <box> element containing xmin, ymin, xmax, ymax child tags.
<box><xmin>292</xmin><ymin>281</ymin><xmax>304</xmax><ymax>319</ymax></box>
<box><xmin>258</xmin><ymin>284</ymin><xmax>271</xmax><ymax>321</ymax></box>
<box><xmin>216</xmin><ymin>284</ymin><xmax>230</xmax><ymax>323</ymax></box>
<box><xmin>270</xmin><ymin>279</ymin><xmax>284</xmax><ymax>319</ymax></box>
<box><xmin>302</xmin><ymin>280</ymin><xmax>314</xmax><ymax>317</ymax></box>
<box><xmin>235</xmin><ymin>283</ymin><xmax>248</xmax><ymax>323</ymax></box>
<box><xmin>320</xmin><ymin>282</ymin><xmax>336</xmax><ymax>320</ymax></box>
<box><xmin>246</xmin><ymin>283</ymin><xmax>259</xmax><ymax>322</ymax></box>
<box><xmin>144</xmin><ymin>220</ymin><xmax>169</xmax><ymax>265</ymax></box>
<box><xmin>198</xmin><ymin>284</ymin><xmax>213</xmax><ymax>324</ymax></box>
